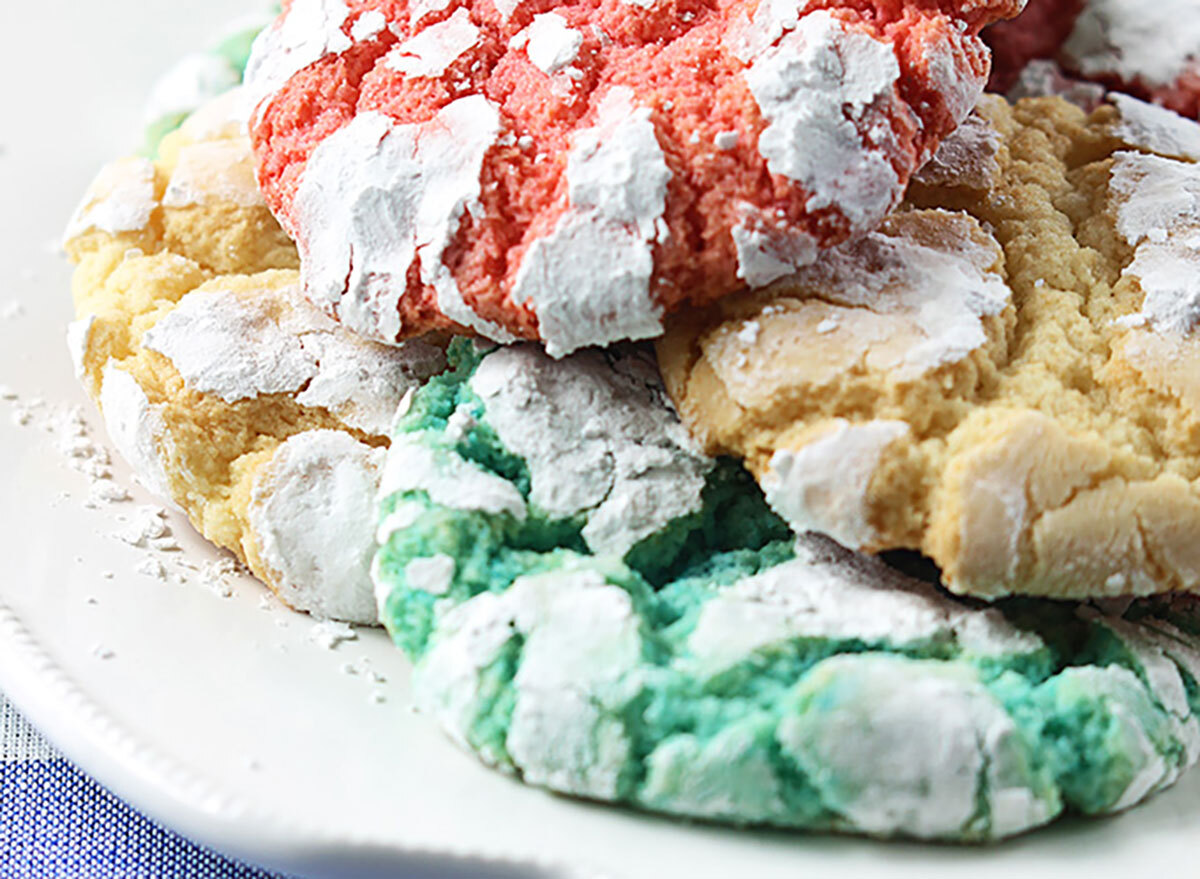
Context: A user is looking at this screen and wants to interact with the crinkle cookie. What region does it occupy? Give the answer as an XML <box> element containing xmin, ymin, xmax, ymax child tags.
<box><xmin>658</xmin><ymin>94</ymin><xmax>1200</xmax><ymax>601</ymax></box>
<box><xmin>246</xmin><ymin>0</ymin><xmax>1026</xmax><ymax>356</ymax></box>
<box><xmin>375</xmin><ymin>339</ymin><xmax>1200</xmax><ymax>841</ymax></box>
<box><xmin>65</xmin><ymin>91</ymin><xmax>445</xmax><ymax>623</ymax></box>
<box><xmin>986</xmin><ymin>0</ymin><xmax>1200</xmax><ymax>119</ymax></box>
<box><xmin>140</xmin><ymin>9</ymin><xmax>275</xmax><ymax>156</ymax></box>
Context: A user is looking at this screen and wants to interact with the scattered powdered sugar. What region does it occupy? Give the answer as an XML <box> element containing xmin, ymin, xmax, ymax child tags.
<box><xmin>116</xmin><ymin>506</ymin><xmax>180</xmax><ymax>552</ymax></box>
<box><xmin>2</xmin><ymin>300</ymin><xmax>24</xmax><ymax>320</ymax></box>
<box><xmin>88</xmin><ymin>480</ymin><xmax>131</xmax><ymax>506</ymax></box>
<box><xmin>309</xmin><ymin>619</ymin><xmax>358</xmax><ymax>650</ymax></box>
<box><xmin>201</xmin><ymin>556</ymin><xmax>244</xmax><ymax>598</ymax></box>
<box><xmin>135</xmin><ymin>557</ymin><xmax>168</xmax><ymax>581</ymax></box>
<box><xmin>51</xmin><ymin>405</ymin><xmax>113</xmax><ymax>482</ymax></box>
<box><xmin>510</xmin><ymin>88</ymin><xmax>672</xmax><ymax>356</ymax></box>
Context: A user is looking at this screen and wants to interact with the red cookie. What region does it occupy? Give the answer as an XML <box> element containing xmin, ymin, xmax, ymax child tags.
<box><xmin>986</xmin><ymin>0</ymin><xmax>1200</xmax><ymax>118</ymax></box>
<box><xmin>248</xmin><ymin>0</ymin><xmax>1025</xmax><ymax>356</ymax></box>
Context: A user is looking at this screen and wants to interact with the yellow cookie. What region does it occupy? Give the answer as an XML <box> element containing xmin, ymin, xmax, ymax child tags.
<box><xmin>659</xmin><ymin>93</ymin><xmax>1200</xmax><ymax>600</ymax></box>
<box><xmin>65</xmin><ymin>88</ymin><xmax>445</xmax><ymax>622</ymax></box>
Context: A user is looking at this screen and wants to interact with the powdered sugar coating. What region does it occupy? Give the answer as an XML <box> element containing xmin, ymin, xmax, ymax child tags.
<box><xmin>376</xmin><ymin>341</ymin><xmax>1200</xmax><ymax>838</ymax></box>
<box><xmin>1109</xmin><ymin>95</ymin><xmax>1200</xmax><ymax>162</ymax></box>
<box><xmin>509</xmin><ymin>89</ymin><xmax>671</xmax><ymax>356</ymax></box>
<box><xmin>468</xmin><ymin>345</ymin><xmax>710</xmax><ymax>556</ymax></box>
<box><xmin>162</xmin><ymin>139</ymin><xmax>263</xmax><ymax>209</ymax></box>
<box><xmin>63</xmin><ymin>158</ymin><xmax>157</xmax><ymax>245</ymax></box>
<box><xmin>686</xmin><ymin>538</ymin><xmax>1042</xmax><ymax>675</ymax></box>
<box><xmin>1063</xmin><ymin>0</ymin><xmax>1200</xmax><ymax>89</ymax></box>
<box><xmin>762</xmin><ymin>420</ymin><xmax>911</xmax><ymax>550</ymax></box>
<box><xmin>98</xmin><ymin>364</ymin><xmax>175</xmax><ymax>502</ymax></box>
<box><xmin>1109</xmin><ymin>151</ymin><xmax>1200</xmax><ymax>334</ymax></box>
<box><xmin>249</xmin><ymin>0</ymin><xmax>1022</xmax><ymax>351</ymax></box>
<box><xmin>985</xmin><ymin>0</ymin><xmax>1200</xmax><ymax>120</ymax></box>
<box><xmin>249</xmin><ymin>430</ymin><xmax>384</xmax><ymax>623</ymax></box>
<box><xmin>914</xmin><ymin>103</ymin><xmax>1004</xmax><ymax>189</ymax></box>
<box><xmin>65</xmin><ymin>86</ymin><xmax>447</xmax><ymax>624</ymax></box>
<box><xmin>661</xmin><ymin>95</ymin><xmax>1200</xmax><ymax>601</ymax></box>
<box><xmin>291</xmin><ymin>99</ymin><xmax>509</xmax><ymax>343</ymax></box>
<box><xmin>517</xmin><ymin>13</ymin><xmax>582</xmax><ymax>76</ymax></box>
<box><xmin>386</xmin><ymin>8</ymin><xmax>480</xmax><ymax>77</ymax></box>
<box><xmin>379</xmin><ymin>437</ymin><xmax>528</xmax><ymax>519</ymax></box>
<box><xmin>143</xmin><ymin>280</ymin><xmax>442</xmax><ymax>435</ymax></box>
<box><xmin>416</xmin><ymin>568</ymin><xmax>642</xmax><ymax>797</ymax></box>
<box><xmin>777</xmin><ymin>655</ymin><xmax>1050</xmax><ymax>839</ymax></box>
<box><xmin>242</xmin><ymin>0</ymin><xmax>354</xmax><ymax>121</ymax></box>
<box><xmin>744</xmin><ymin>12</ymin><xmax>906</xmax><ymax>227</ymax></box>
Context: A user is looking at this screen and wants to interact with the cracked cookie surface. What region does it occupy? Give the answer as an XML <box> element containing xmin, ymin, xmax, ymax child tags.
<box><xmin>246</xmin><ymin>0</ymin><xmax>1026</xmax><ymax>356</ymax></box>
<box><xmin>65</xmin><ymin>90</ymin><xmax>445</xmax><ymax>622</ymax></box>
<box><xmin>374</xmin><ymin>339</ymin><xmax>1200</xmax><ymax>840</ymax></box>
<box><xmin>659</xmin><ymin>93</ymin><xmax>1200</xmax><ymax>600</ymax></box>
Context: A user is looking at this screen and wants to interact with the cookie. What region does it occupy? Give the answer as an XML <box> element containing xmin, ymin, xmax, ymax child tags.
<box><xmin>65</xmin><ymin>91</ymin><xmax>445</xmax><ymax>622</ymax></box>
<box><xmin>374</xmin><ymin>339</ymin><xmax>1200</xmax><ymax>840</ymax></box>
<box><xmin>658</xmin><ymin>93</ymin><xmax>1200</xmax><ymax>601</ymax></box>
<box><xmin>140</xmin><ymin>10</ymin><xmax>275</xmax><ymax>156</ymax></box>
<box><xmin>986</xmin><ymin>0</ymin><xmax>1200</xmax><ymax>119</ymax></box>
<box><xmin>245</xmin><ymin>0</ymin><xmax>1026</xmax><ymax>356</ymax></box>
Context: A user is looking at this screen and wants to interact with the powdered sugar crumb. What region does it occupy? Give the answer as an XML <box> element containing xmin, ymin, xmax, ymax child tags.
<box><xmin>117</xmin><ymin>506</ymin><xmax>180</xmax><ymax>552</ymax></box>
<box><xmin>310</xmin><ymin>619</ymin><xmax>358</xmax><ymax>649</ymax></box>
<box><xmin>136</xmin><ymin>557</ymin><xmax>168</xmax><ymax>581</ymax></box>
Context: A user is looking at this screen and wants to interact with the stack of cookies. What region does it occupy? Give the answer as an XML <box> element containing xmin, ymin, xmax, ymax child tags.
<box><xmin>64</xmin><ymin>0</ymin><xmax>1200</xmax><ymax>842</ymax></box>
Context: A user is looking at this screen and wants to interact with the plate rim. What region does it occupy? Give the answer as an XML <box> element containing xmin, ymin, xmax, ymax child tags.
<box><xmin>0</xmin><ymin>595</ymin><xmax>572</xmax><ymax>879</ymax></box>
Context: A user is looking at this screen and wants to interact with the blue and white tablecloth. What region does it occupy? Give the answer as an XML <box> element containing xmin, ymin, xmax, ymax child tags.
<box><xmin>0</xmin><ymin>695</ymin><xmax>288</xmax><ymax>879</ymax></box>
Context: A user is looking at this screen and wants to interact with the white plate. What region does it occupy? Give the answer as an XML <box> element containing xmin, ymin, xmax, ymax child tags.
<box><xmin>3</xmin><ymin>3</ymin><xmax>1200</xmax><ymax>878</ymax></box>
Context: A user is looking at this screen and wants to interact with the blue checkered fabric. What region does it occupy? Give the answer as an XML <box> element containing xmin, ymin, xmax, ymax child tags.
<box><xmin>0</xmin><ymin>695</ymin><xmax>291</xmax><ymax>879</ymax></box>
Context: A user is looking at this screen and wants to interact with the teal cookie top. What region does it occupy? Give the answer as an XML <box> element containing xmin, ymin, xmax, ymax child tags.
<box><xmin>374</xmin><ymin>340</ymin><xmax>1200</xmax><ymax>841</ymax></box>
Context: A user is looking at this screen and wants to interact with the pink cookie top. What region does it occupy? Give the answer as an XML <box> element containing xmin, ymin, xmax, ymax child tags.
<box><xmin>249</xmin><ymin>0</ymin><xmax>1026</xmax><ymax>356</ymax></box>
